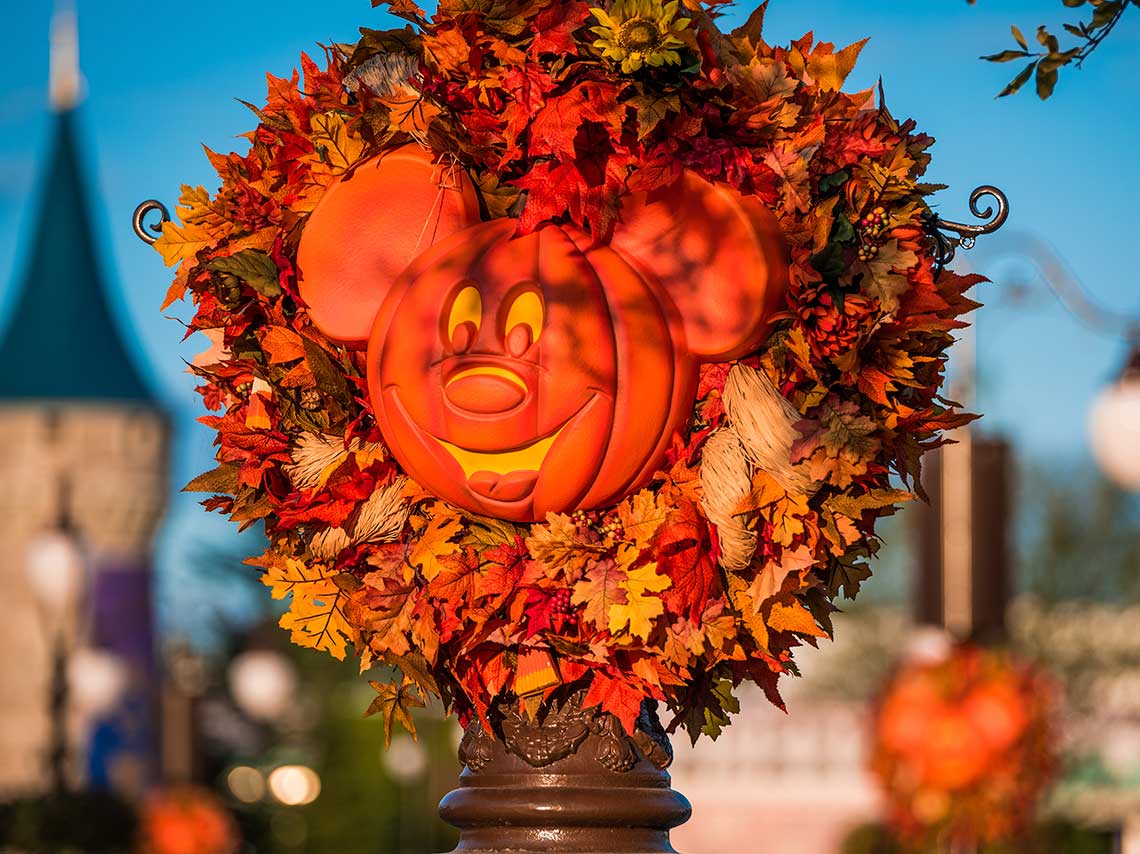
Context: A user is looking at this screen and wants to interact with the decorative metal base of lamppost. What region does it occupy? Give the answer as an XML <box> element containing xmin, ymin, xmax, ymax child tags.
<box><xmin>439</xmin><ymin>691</ymin><xmax>691</xmax><ymax>853</ymax></box>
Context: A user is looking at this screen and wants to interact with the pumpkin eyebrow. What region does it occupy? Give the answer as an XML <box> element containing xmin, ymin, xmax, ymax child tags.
<box><xmin>447</xmin><ymin>282</ymin><xmax>483</xmax><ymax>340</ymax></box>
<box><xmin>503</xmin><ymin>286</ymin><xmax>544</xmax><ymax>343</ymax></box>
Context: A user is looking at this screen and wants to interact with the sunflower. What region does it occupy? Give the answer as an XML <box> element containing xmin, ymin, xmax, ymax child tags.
<box><xmin>590</xmin><ymin>0</ymin><xmax>691</xmax><ymax>74</ymax></box>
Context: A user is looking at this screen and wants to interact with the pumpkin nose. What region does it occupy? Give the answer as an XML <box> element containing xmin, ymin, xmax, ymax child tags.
<box><xmin>444</xmin><ymin>367</ymin><xmax>527</xmax><ymax>414</ymax></box>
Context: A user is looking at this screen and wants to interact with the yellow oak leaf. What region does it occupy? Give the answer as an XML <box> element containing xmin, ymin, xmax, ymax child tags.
<box><xmin>309</xmin><ymin>111</ymin><xmax>366</xmax><ymax>175</ymax></box>
<box><xmin>153</xmin><ymin>220</ymin><xmax>214</xmax><ymax>268</ymax></box>
<box><xmin>767</xmin><ymin>599</ymin><xmax>828</xmax><ymax>639</ymax></box>
<box><xmin>408</xmin><ymin>508</ymin><xmax>463</xmax><ymax>582</ymax></box>
<box><xmin>253</xmin><ymin>548</ymin><xmax>337</xmax><ymax>601</ymax></box>
<box><xmin>608</xmin><ymin>546</ymin><xmax>670</xmax><ymax>642</ymax></box>
<box><xmin>617</xmin><ymin>489</ymin><xmax>670</xmax><ymax>552</ymax></box>
<box><xmin>249</xmin><ymin>548</ymin><xmax>356</xmax><ymax>660</ymax></box>
<box><xmin>278</xmin><ymin>592</ymin><xmax>355</xmax><ymax>661</ymax></box>
<box><xmin>176</xmin><ymin>184</ymin><xmax>230</xmax><ymax>233</ymax></box>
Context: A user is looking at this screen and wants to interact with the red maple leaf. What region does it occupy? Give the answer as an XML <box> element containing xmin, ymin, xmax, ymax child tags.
<box><xmin>528</xmin><ymin>81</ymin><xmax>625</xmax><ymax>161</ymax></box>
<box><xmin>654</xmin><ymin>501</ymin><xmax>721</xmax><ymax>622</ymax></box>
<box><xmin>515</xmin><ymin>147</ymin><xmax>627</xmax><ymax>241</ymax></box>
<box><xmin>475</xmin><ymin>536</ymin><xmax>530</xmax><ymax>611</ymax></box>
<box><xmin>529</xmin><ymin>2</ymin><xmax>590</xmax><ymax>56</ymax></box>
<box><xmin>523</xmin><ymin>588</ymin><xmax>557</xmax><ymax>638</ymax></box>
<box><xmin>583</xmin><ymin>671</ymin><xmax>645</xmax><ymax>734</ymax></box>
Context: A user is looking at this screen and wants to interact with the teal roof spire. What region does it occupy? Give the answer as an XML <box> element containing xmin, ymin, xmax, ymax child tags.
<box><xmin>0</xmin><ymin>6</ymin><xmax>156</xmax><ymax>404</ymax></box>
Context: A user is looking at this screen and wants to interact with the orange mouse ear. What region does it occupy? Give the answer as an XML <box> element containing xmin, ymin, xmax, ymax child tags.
<box><xmin>610</xmin><ymin>172</ymin><xmax>789</xmax><ymax>362</ymax></box>
<box><xmin>297</xmin><ymin>145</ymin><xmax>482</xmax><ymax>345</ymax></box>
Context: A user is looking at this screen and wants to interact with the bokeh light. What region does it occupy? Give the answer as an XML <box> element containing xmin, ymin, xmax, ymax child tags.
<box><xmin>225</xmin><ymin>765</ymin><xmax>265</xmax><ymax>804</ymax></box>
<box><xmin>267</xmin><ymin>765</ymin><xmax>321</xmax><ymax>806</ymax></box>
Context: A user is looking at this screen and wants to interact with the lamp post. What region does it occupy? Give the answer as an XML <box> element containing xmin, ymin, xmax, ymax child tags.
<box><xmin>25</xmin><ymin>521</ymin><xmax>86</xmax><ymax>794</ymax></box>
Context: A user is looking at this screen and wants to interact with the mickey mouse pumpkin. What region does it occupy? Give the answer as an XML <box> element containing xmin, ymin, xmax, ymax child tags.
<box><xmin>298</xmin><ymin>144</ymin><xmax>789</xmax><ymax>522</ymax></box>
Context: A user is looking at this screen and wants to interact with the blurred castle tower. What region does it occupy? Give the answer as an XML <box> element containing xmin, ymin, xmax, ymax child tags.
<box><xmin>0</xmin><ymin>6</ymin><xmax>168</xmax><ymax>796</ymax></box>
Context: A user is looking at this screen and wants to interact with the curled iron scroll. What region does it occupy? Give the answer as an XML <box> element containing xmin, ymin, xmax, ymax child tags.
<box><xmin>133</xmin><ymin>200</ymin><xmax>171</xmax><ymax>246</ymax></box>
<box><xmin>922</xmin><ymin>185</ymin><xmax>1009</xmax><ymax>280</ymax></box>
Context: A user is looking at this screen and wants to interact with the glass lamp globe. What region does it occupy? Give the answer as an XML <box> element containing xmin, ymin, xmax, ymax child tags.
<box><xmin>25</xmin><ymin>530</ymin><xmax>86</xmax><ymax>616</ymax></box>
<box><xmin>68</xmin><ymin>648</ymin><xmax>129</xmax><ymax>717</ymax></box>
<box><xmin>1089</xmin><ymin>365</ymin><xmax>1140</xmax><ymax>491</ymax></box>
<box><xmin>228</xmin><ymin>650</ymin><xmax>297</xmax><ymax>723</ymax></box>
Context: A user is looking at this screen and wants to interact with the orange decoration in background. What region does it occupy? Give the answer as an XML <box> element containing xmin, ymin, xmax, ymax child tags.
<box><xmin>297</xmin><ymin>144</ymin><xmax>482</xmax><ymax>344</ymax></box>
<box><xmin>871</xmin><ymin>645</ymin><xmax>1059</xmax><ymax>848</ymax></box>
<box><xmin>300</xmin><ymin>168</ymin><xmax>788</xmax><ymax>521</ymax></box>
<box><xmin>137</xmin><ymin>786</ymin><xmax>240</xmax><ymax>854</ymax></box>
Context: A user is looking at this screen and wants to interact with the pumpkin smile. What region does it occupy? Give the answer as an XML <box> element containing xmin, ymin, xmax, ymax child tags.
<box><xmin>385</xmin><ymin>386</ymin><xmax>607</xmax><ymax>505</ymax></box>
<box><xmin>435</xmin><ymin>424</ymin><xmax>564</xmax><ymax>481</ymax></box>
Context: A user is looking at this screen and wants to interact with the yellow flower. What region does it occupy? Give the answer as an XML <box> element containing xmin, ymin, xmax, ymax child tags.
<box><xmin>590</xmin><ymin>0</ymin><xmax>691</xmax><ymax>74</ymax></box>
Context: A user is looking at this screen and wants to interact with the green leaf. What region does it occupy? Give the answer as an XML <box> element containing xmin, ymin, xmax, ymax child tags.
<box><xmin>810</xmin><ymin>241</ymin><xmax>847</xmax><ymax>283</ymax></box>
<box><xmin>699</xmin><ymin>678</ymin><xmax>741</xmax><ymax>742</ymax></box>
<box><xmin>831</xmin><ymin>214</ymin><xmax>856</xmax><ymax>245</ymax></box>
<box><xmin>818</xmin><ymin>169</ymin><xmax>850</xmax><ymax>196</ymax></box>
<box><xmin>207</xmin><ymin>250</ymin><xmax>281</xmax><ymax>297</ymax></box>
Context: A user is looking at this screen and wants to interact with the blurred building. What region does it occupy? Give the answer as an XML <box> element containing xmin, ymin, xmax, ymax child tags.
<box><xmin>0</xmin><ymin>8</ymin><xmax>168</xmax><ymax>797</ymax></box>
<box><xmin>670</xmin><ymin>684</ymin><xmax>881</xmax><ymax>854</ymax></box>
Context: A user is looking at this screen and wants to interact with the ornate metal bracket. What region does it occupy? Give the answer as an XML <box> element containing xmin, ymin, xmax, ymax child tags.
<box><xmin>922</xmin><ymin>185</ymin><xmax>1010</xmax><ymax>280</ymax></box>
<box><xmin>132</xmin><ymin>200</ymin><xmax>171</xmax><ymax>246</ymax></box>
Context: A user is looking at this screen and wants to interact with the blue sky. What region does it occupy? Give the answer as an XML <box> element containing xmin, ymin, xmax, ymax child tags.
<box><xmin>0</xmin><ymin>1</ymin><xmax>1137</xmax><ymax>636</ymax></box>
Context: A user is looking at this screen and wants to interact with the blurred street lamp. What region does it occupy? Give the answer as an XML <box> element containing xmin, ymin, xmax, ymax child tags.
<box><xmin>25</xmin><ymin>517</ymin><xmax>87</xmax><ymax>795</ymax></box>
<box><xmin>25</xmin><ymin>529</ymin><xmax>86</xmax><ymax>632</ymax></box>
<box><xmin>228</xmin><ymin>649</ymin><xmax>297</xmax><ymax>724</ymax></box>
<box><xmin>68</xmin><ymin>648</ymin><xmax>129</xmax><ymax>718</ymax></box>
<box><xmin>1089</xmin><ymin>345</ymin><xmax>1140</xmax><ymax>491</ymax></box>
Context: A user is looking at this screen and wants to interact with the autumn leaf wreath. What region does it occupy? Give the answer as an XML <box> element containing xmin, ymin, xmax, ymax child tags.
<box><xmin>154</xmin><ymin>0</ymin><xmax>982</xmax><ymax>742</ymax></box>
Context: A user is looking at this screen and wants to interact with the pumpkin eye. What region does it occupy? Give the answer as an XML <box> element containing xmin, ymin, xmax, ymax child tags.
<box><xmin>447</xmin><ymin>283</ymin><xmax>483</xmax><ymax>344</ymax></box>
<box><xmin>503</xmin><ymin>288</ymin><xmax>544</xmax><ymax>351</ymax></box>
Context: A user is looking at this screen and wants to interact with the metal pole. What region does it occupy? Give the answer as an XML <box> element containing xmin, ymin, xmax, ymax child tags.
<box><xmin>47</xmin><ymin>637</ymin><xmax>69</xmax><ymax>794</ymax></box>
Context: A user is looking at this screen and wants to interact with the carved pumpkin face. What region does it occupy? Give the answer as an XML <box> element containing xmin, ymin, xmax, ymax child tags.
<box><xmin>300</xmin><ymin>159</ymin><xmax>789</xmax><ymax>522</ymax></box>
<box><xmin>368</xmin><ymin>219</ymin><xmax>692</xmax><ymax>520</ymax></box>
